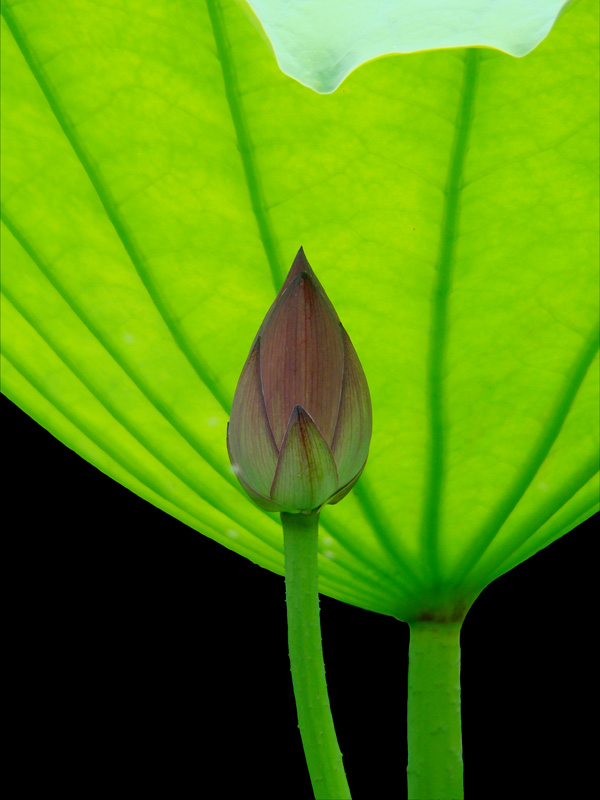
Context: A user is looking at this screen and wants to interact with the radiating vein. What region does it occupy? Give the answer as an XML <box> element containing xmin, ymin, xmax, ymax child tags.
<box><xmin>205</xmin><ymin>0</ymin><xmax>284</xmax><ymax>291</ymax></box>
<box><xmin>488</xmin><ymin>502</ymin><xmax>599</xmax><ymax>585</ymax></box>
<box><xmin>320</xmin><ymin>512</ymin><xmax>421</xmax><ymax>601</ymax></box>
<box><xmin>3</xmin><ymin>313</ymin><xmax>395</xmax><ymax>609</ymax></box>
<box><xmin>1</xmin><ymin>2</ymin><xmax>395</xmax><ymax>605</ymax></box>
<box><xmin>420</xmin><ymin>49</ymin><xmax>480</xmax><ymax>586</ymax></box>
<box><xmin>3</xmin><ymin>318</ymin><xmax>391</xmax><ymax>609</ymax></box>
<box><xmin>480</xmin><ymin>460</ymin><xmax>599</xmax><ymax>586</ymax></box>
<box><xmin>0</xmin><ymin>210</ymin><xmax>238</xmax><ymax>489</ymax></box>
<box><xmin>1</xmin><ymin>6</ymin><xmax>232</xmax><ymax>414</ymax></box>
<box><xmin>353</xmin><ymin>477</ymin><xmax>425</xmax><ymax>590</ymax></box>
<box><xmin>1</xmin><ymin>286</ymin><xmax>287</xmax><ymax>553</ymax></box>
<box><xmin>449</xmin><ymin>327</ymin><xmax>599</xmax><ymax>589</ymax></box>
<box><xmin>1</xmin><ymin>213</ymin><xmax>396</xmax><ymax>601</ymax></box>
<box><xmin>0</xmin><ymin>348</ymin><xmax>284</xmax><ymax>566</ymax></box>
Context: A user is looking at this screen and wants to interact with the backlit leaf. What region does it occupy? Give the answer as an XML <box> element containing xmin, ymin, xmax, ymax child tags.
<box><xmin>1</xmin><ymin>0</ymin><xmax>598</xmax><ymax>620</ymax></box>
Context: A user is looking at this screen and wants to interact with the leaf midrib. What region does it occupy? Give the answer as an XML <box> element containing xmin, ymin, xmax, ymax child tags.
<box><xmin>420</xmin><ymin>48</ymin><xmax>480</xmax><ymax>587</ymax></box>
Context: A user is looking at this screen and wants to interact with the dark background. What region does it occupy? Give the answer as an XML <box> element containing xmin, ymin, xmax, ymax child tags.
<box><xmin>4</xmin><ymin>393</ymin><xmax>596</xmax><ymax>798</ymax></box>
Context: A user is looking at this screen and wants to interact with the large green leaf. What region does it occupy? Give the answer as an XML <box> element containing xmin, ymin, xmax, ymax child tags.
<box><xmin>1</xmin><ymin>0</ymin><xmax>598</xmax><ymax>621</ymax></box>
<box><xmin>243</xmin><ymin>0</ymin><xmax>571</xmax><ymax>92</ymax></box>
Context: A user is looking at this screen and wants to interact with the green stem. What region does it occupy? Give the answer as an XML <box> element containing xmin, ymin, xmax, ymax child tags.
<box><xmin>407</xmin><ymin>620</ymin><xmax>464</xmax><ymax>800</ymax></box>
<box><xmin>281</xmin><ymin>511</ymin><xmax>351</xmax><ymax>800</ymax></box>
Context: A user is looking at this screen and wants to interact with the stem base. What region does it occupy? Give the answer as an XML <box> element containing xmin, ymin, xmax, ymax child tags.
<box><xmin>407</xmin><ymin>621</ymin><xmax>464</xmax><ymax>800</ymax></box>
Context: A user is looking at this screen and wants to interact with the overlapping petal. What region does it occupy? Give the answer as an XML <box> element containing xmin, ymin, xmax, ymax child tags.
<box><xmin>227</xmin><ymin>338</ymin><xmax>278</xmax><ymax>497</ymax></box>
<box><xmin>256</xmin><ymin>248</ymin><xmax>340</xmax><ymax>341</ymax></box>
<box><xmin>331</xmin><ymin>327</ymin><xmax>372</xmax><ymax>486</ymax></box>
<box><xmin>230</xmin><ymin>250</ymin><xmax>372</xmax><ymax>513</ymax></box>
<box><xmin>259</xmin><ymin>265</ymin><xmax>345</xmax><ymax>448</ymax></box>
<box><xmin>270</xmin><ymin>406</ymin><xmax>339</xmax><ymax>511</ymax></box>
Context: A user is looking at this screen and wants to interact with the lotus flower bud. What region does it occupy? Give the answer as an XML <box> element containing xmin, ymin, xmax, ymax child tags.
<box><xmin>227</xmin><ymin>248</ymin><xmax>372</xmax><ymax>513</ymax></box>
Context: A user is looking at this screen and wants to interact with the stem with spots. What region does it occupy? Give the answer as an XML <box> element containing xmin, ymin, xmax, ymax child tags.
<box><xmin>407</xmin><ymin>620</ymin><xmax>464</xmax><ymax>799</ymax></box>
<box><xmin>282</xmin><ymin>510</ymin><xmax>351</xmax><ymax>799</ymax></box>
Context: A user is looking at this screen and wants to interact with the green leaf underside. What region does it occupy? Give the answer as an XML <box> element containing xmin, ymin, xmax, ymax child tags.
<box><xmin>243</xmin><ymin>0</ymin><xmax>572</xmax><ymax>93</ymax></box>
<box><xmin>271</xmin><ymin>406</ymin><xmax>339</xmax><ymax>510</ymax></box>
<box><xmin>1</xmin><ymin>0</ymin><xmax>598</xmax><ymax>620</ymax></box>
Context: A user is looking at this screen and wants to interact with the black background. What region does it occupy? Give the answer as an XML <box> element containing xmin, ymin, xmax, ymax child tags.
<box><xmin>4</xmin><ymin>393</ymin><xmax>596</xmax><ymax>798</ymax></box>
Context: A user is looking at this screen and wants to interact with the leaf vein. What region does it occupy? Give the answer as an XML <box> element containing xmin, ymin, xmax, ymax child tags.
<box><xmin>0</xmin><ymin>345</ymin><xmax>287</xmax><ymax>565</ymax></box>
<box><xmin>352</xmin><ymin>478</ymin><xmax>425</xmax><ymax>591</ymax></box>
<box><xmin>0</xmin><ymin>285</ymin><xmax>289</xmax><ymax>556</ymax></box>
<box><xmin>0</xmin><ymin>210</ymin><xmax>238</xmax><ymax>489</ymax></box>
<box><xmin>1</xmin><ymin>5</ymin><xmax>232</xmax><ymax>414</ymax></box>
<box><xmin>3</xmin><ymin>210</ymin><xmax>387</xmax><ymax>596</ymax></box>
<box><xmin>484</xmin><ymin>461</ymin><xmax>599</xmax><ymax>586</ymax></box>
<box><xmin>449</xmin><ymin>328</ymin><xmax>599</xmax><ymax>589</ymax></box>
<box><xmin>420</xmin><ymin>49</ymin><xmax>480</xmax><ymax>587</ymax></box>
<box><xmin>205</xmin><ymin>0</ymin><xmax>284</xmax><ymax>291</ymax></box>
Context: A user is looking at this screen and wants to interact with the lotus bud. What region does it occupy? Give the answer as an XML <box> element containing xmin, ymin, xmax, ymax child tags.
<box><xmin>227</xmin><ymin>248</ymin><xmax>372</xmax><ymax>514</ymax></box>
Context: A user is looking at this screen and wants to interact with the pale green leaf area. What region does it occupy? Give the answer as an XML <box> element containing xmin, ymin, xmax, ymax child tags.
<box><xmin>243</xmin><ymin>0</ymin><xmax>572</xmax><ymax>92</ymax></box>
<box><xmin>1</xmin><ymin>0</ymin><xmax>598</xmax><ymax>621</ymax></box>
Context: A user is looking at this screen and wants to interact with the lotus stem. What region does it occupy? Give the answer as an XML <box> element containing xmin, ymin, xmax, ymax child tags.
<box><xmin>407</xmin><ymin>620</ymin><xmax>464</xmax><ymax>799</ymax></box>
<box><xmin>281</xmin><ymin>510</ymin><xmax>351</xmax><ymax>800</ymax></box>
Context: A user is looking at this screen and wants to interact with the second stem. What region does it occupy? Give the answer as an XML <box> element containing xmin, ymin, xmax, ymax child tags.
<box><xmin>407</xmin><ymin>620</ymin><xmax>464</xmax><ymax>800</ymax></box>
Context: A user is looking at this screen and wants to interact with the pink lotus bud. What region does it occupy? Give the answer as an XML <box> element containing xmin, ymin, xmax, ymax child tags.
<box><xmin>227</xmin><ymin>248</ymin><xmax>372</xmax><ymax>513</ymax></box>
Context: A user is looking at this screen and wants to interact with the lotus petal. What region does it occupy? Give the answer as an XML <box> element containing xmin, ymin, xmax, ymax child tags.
<box><xmin>270</xmin><ymin>406</ymin><xmax>339</xmax><ymax>511</ymax></box>
<box><xmin>328</xmin><ymin>465</ymin><xmax>365</xmax><ymax>506</ymax></box>
<box><xmin>228</xmin><ymin>338</ymin><xmax>278</xmax><ymax>496</ymax></box>
<box><xmin>331</xmin><ymin>327</ymin><xmax>372</xmax><ymax>486</ymax></box>
<box><xmin>260</xmin><ymin>272</ymin><xmax>344</xmax><ymax>447</ymax></box>
<box><xmin>256</xmin><ymin>248</ymin><xmax>339</xmax><ymax>342</ymax></box>
<box><xmin>236</xmin><ymin>470</ymin><xmax>285</xmax><ymax>513</ymax></box>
